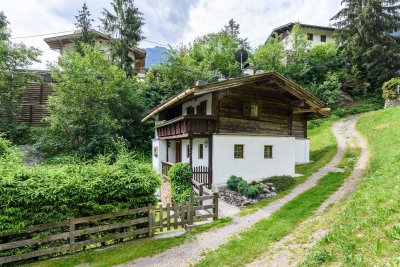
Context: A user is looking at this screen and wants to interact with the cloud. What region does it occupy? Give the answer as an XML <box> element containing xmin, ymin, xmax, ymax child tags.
<box><xmin>0</xmin><ymin>0</ymin><xmax>342</xmax><ymax>69</ymax></box>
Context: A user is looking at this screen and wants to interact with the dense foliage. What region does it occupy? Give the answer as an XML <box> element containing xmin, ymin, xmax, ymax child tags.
<box><xmin>101</xmin><ymin>0</ymin><xmax>145</xmax><ymax>77</ymax></box>
<box><xmin>227</xmin><ymin>175</ymin><xmax>262</xmax><ymax>199</ymax></box>
<box><xmin>382</xmin><ymin>77</ymin><xmax>400</xmax><ymax>100</ymax></box>
<box><xmin>168</xmin><ymin>163</ymin><xmax>194</xmax><ymax>204</ymax></box>
<box><xmin>0</xmin><ymin>138</ymin><xmax>160</xmax><ymax>233</ymax></box>
<box><xmin>145</xmin><ymin>19</ymin><xmax>249</xmax><ymax>104</ymax></box>
<box><xmin>0</xmin><ymin>12</ymin><xmax>41</xmax><ymax>141</ymax></box>
<box><xmin>332</xmin><ymin>0</ymin><xmax>400</xmax><ymax>92</ymax></box>
<box><xmin>252</xmin><ymin>24</ymin><xmax>345</xmax><ymax>107</ymax></box>
<box><xmin>39</xmin><ymin>45</ymin><xmax>150</xmax><ymax>156</ymax></box>
<box><xmin>263</xmin><ymin>175</ymin><xmax>296</xmax><ymax>192</ymax></box>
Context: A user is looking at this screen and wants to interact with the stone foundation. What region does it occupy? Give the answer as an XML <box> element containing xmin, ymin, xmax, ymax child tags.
<box><xmin>385</xmin><ymin>98</ymin><xmax>400</xmax><ymax>108</ymax></box>
<box><xmin>161</xmin><ymin>177</ymin><xmax>172</xmax><ymax>204</ymax></box>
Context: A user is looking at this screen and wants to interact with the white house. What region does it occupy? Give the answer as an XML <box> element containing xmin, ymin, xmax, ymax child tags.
<box><xmin>142</xmin><ymin>72</ymin><xmax>329</xmax><ymax>197</ymax></box>
<box><xmin>44</xmin><ymin>30</ymin><xmax>146</xmax><ymax>73</ymax></box>
<box><xmin>267</xmin><ymin>22</ymin><xmax>335</xmax><ymax>50</ymax></box>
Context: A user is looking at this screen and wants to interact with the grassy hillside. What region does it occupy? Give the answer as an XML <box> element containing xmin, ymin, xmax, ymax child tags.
<box><xmin>303</xmin><ymin>106</ymin><xmax>400</xmax><ymax>266</ymax></box>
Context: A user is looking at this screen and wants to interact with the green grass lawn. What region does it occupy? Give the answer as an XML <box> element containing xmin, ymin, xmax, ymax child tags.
<box><xmin>302</xmin><ymin>105</ymin><xmax>400</xmax><ymax>266</ymax></box>
<box><xmin>195</xmin><ymin>146</ymin><xmax>358</xmax><ymax>267</ymax></box>
<box><xmin>25</xmin><ymin>218</ymin><xmax>232</xmax><ymax>267</ymax></box>
<box><xmin>240</xmin><ymin>118</ymin><xmax>337</xmax><ymax>216</ymax></box>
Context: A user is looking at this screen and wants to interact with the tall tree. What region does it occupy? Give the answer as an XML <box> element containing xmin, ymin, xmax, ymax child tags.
<box><xmin>0</xmin><ymin>12</ymin><xmax>41</xmax><ymax>141</ymax></box>
<box><xmin>101</xmin><ymin>0</ymin><xmax>145</xmax><ymax>77</ymax></box>
<box><xmin>331</xmin><ymin>0</ymin><xmax>400</xmax><ymax>92</ymax></box>
<box><xmin>43</xmin><ymin>44</ymin><xmax>149</xmax><ymax>156</ymax></box>
<box><xmin>73</xmin><ymin>2</ymin><xmax>95</xmax><ymax>55</ymax></box>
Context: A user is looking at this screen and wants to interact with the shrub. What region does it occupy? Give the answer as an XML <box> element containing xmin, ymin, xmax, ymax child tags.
<box><xmin>237</xmin><ymin>180</ymin><xmax>249</xmax><ymax>195</ymax></box>
<box><xmin>0</xmin><ymin>136</ymin><xmax>11</xmax><ymax>156</ymax></box>
<box><xmin>227</xmin><ymin>175</ymin><xmax>243</xmax><ymax>191</ymax></box>
<box><xmin>0</xmin><ymin>149</ymin><xmax>161</xmax><ymax>234</ymax></box>
<box><xmin>244</xmin><ymin>184</ymin><xmax>261</xmax><ymax>198</ymax></box>
<box><xmin>263</xmin><ymin>175</ymin><xmax>296</xmax><ymax>192</ymax></box>
<box><xmin>168</xmin><ymin>163</ymin><xmax>194</xmax><ymax>204</ymax></box>
<box><xmin>382</xmin><ymin>77</ymin><xmax>400</xmax><ymax>100</ymax></box>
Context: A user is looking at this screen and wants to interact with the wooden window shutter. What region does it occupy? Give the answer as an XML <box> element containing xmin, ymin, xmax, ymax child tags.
<box><xmin>243</xmin><ymin>102</ymin><xmax>250</xmax><ymax>116</ymax></box>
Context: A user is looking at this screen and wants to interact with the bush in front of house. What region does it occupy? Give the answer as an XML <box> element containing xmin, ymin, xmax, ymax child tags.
<box><xmin>263</xmin><ymin>175</ymin><xmax>296</xmax><ymax>192</ymax></box>
<box><xmin>227</xmin><ymin>175</ymin><xmax>242</xmax><ymax>191</ymax></box>
<box><xmin>168</xmin><ymin>162</ymin><xmax>195</xmax><ymax>204</ymax></box>
<box><xmin>0</xmin><ymin>148</ymin><xmax>161</xmax><ymax>234</ymax></box>
<box><xmin>227</xmin><ymin>175</ymin><xmax>262</xmax><ymax>199</ymax></box>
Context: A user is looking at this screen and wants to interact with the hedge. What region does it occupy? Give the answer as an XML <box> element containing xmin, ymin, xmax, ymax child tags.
<box><xmin>0</xmin><ymin>141</ymin><xmax>161</xmax><ymax>234</ymax></box>
<box><xmin>168</xmin><ymin>163</ymin><xmax>195</xmax><ymax>204</ymax></box>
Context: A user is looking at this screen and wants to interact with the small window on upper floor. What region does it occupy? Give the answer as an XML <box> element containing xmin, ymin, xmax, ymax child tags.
<box><xmin>186</xmin><ymin>106</ymin><xmax>195</xmax><ymax>115</ymax></box>
<box><xmin>307</xmin><ymin>33</ymin><xmax>313</xmax><ymax>41</ymax></box>
<box><xmin>250</xmin><ymin>103</ymin><xmax>259</xmax><ymax>117</ymax></box>
<box><xmin>196</xmin><ymin>100</ymin><xmax>207</xmax><ymax>115</ymax></box>
<box><xmin>321</xmin><ymin>35</ymin><xmax>327</xmax><ymax>42</ymax></box>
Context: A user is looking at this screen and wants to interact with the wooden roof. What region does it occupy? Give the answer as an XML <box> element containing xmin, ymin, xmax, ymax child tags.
<box><xmin>142</xmin><ymin>72</ymin><xmax>328</xmax><ymax>122</ymax></box>
<box><xmin>44</xmin><ymin>30</ymin><xmax>146</xmax><ymax>59</ymax></box>
<box><xmin>268</xmin><ymin>22</ymin><xmax>335</xmax><ymax>39</ymax></box>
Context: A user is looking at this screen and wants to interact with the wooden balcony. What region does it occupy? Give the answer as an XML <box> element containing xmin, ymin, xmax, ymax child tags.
<box><xmin>156</xmin><ymin>115</ymin><xmax>217</xmax><ymax>139</ymax></box>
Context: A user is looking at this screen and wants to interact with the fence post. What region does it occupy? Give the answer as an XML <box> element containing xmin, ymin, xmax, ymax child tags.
<box><xmin>148</xmin><ymin>204</ymin><xmax>153</xmax><ymax>237</ymax></box>
<box><xmin>213</xmin><ymin>193</ymin><xmax>219</xmax><ymax>221</ymax></box>
<box><xmin>69</xmin><ymin>217</ymin><xmax>75</xmax><ymax>254</ymax></box>
<box><xmin>188</xmin><ymin>195</ymin><xmax>193</xmax><ymax>225</ymax></box>
<box><xmin>199</xmin><ymin>184</ymin><xmax>203</xmax><ymax>206</ymax></box>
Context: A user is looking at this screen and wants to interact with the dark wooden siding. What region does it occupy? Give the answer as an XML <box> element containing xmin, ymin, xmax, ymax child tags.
<box><xmin>216</xmin><ymin>87</ymin><xmax>307</xmax><ymax>138</ymax></box>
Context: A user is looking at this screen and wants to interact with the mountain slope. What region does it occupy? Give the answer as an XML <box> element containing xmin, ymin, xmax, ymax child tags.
<box><xmin>145</xmin><ymin>46</ymin><xmax>168</xmax><ymax>67</ymax></box>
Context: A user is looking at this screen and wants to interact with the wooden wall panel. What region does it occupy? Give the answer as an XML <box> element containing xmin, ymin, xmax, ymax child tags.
<box><xmin>217</xmin><ymin>86</ymin><xmax>307</xmax><ymax>138</ymax></box>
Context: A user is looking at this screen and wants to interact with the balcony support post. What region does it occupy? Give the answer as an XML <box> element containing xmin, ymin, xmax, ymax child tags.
<box><xmin>189</xmin><ymin>136</ymin><xmax>193</xmax><ymax>167</ymax></box>
<box><xmin>166</xmin><ymin>140</ymin><xmax>169</xmax><ymax>162</ymax></box>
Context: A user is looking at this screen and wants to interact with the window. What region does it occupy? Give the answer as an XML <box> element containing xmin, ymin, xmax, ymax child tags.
<box><xmin>234</xmin><ymin>144</ymin><xmax>244</xmax><ymax>159</ymax></box>
<box><xmin>186</xmin><ymin>144</ymin><xmax>190</xmax><ymax>158</ymax></box>
<box><xmin>264</xmin><ymin>145</ymin><xmax>273</xmax><ymax>159</ymax></box>
<box><xmin>307</xmin><ymin>33</ymin><xmax>313</xmax><ymax>41</ymax></box>
<box><xmin>250</xmin><ymin>103</ymin><xmax>259</xmax><ymax>117</ymax></box>
<box><xmin>198</xmin><ymin>144</ymin><xmax>203</xmax><ymax>159</ymax></box>
<box><xmin>321</xmin><ymin>35</ymin><xmax>327</xmax><ymax>42</ymax></box>
<box><xmin>196</xmin><ymin>101</ymin><xmax>207</xmax><ymax>115</ymax></box>
<box><xmin>186</xmin><ymin>106</ymin><xmax>195</xmax><ymax>115</ymax></box>
<box><xmin>153</xmin><ymin>146</ymin><xmax>158</xmax><ymax>157</ymax></box>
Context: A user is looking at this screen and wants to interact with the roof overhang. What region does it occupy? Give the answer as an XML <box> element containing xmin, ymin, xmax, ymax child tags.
<box><xmin>267</xmin><ymin>22</ymin><xmax>336</xmax><ymax>41</ymax></box>
<box><xmin>44</xmin><ymin>30</ymin><xmax>146</xmax><ymax>58</ymax></box>
<box><xmin>142</xmin><ymin>72</ymin><xmax>329</xmax><ymax>122</ymax></box>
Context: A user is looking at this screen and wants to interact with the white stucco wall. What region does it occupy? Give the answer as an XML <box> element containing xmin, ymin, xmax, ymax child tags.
<box><xmin>282</xmin><ymin>28</ymin><xmax>334</xmax><ymax>50</ymax></box>
<box><xmin>61</xmin><ymin>39</ymin><xmax>136</xmax><ymax>62</ymax></box>
<box><xmin>212</xmin><ymin>135</ymin><xmax>296</xmax><ymax>185</ymax></box>
<box><xmin>182</xmin><ymin>93</ymin><xmax>212</xmax><ymax>115</ymax></box>
<box><xmin>181</xmin><ymin>138</ymin><xmax>209</xmax><ymax>167</ymax></box>
<box><xmin>152</xmin><ymin>139</ymin><xmax>167</xmax><ymax>172</ymax></box>
<box><xmin>295</xmin><ymin>138</ymin><xmax>310</xmax><ymax>164</ymax></box>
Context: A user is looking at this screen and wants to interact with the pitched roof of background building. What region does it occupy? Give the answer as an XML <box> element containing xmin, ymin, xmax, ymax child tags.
<box><xmin>268</xmin><ymin>22</ymin><xmax>336</xmax><ymax>38</ymax></box>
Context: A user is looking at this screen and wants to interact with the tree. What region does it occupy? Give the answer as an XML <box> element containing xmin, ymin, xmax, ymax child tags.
<box><xmin>331</xmin><ymin>0</ymin><xmax>400</xmax><ymax>92</ymax></box>
<box><xmin>42</xmin><ymin>44</ymin><xmax>148</xmax><ymax>156</ymax></box>
<box><xmin>73</xmin><ymin>2</ymin><xmax>95</xmax><ymax>55</ymax></box>
<box><xmin>145</xmin><ymin>20</ymin><xmax>250</xmax><ymax>103</ymax></box>
<box><xmin>252</xmin><ymin>36</ymin><xmax>285</xmax><ymax>72</ymax></box>
<box><xmin>101</xmin><ymin>0</ymin><xmax>145</xmax><ymax>77</ymax></box>
<box><xmin>0</xmin><ymin>12</ymin><xmax>41</xmax><ymax>141</ymax></box>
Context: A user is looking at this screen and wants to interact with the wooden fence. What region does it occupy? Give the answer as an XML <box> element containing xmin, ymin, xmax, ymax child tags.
<box><xmin>0</xmin><ymin>194</ymin><xmax>218</xmax><ymax>265</ymax></box>
<box><xmin>192</xmin><ymin>166</ymin><xmax>212</xmax><ymax>189</ymax></box>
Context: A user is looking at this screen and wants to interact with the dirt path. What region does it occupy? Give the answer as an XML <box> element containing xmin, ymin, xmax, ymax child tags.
<box><xmin>247</xmin><ymin>115</ymin><xmax>369</xmax><ymax>267</ymax></box>
<box><xmin>120</xmin><ymin>116</ymin><xmax>360</xmax><ymax>267</ymax></box>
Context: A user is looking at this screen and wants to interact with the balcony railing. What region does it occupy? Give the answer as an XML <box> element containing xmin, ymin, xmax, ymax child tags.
<box><xmin>156</xmin><ymin>115</ymin><xmax>217</xmax><ymax>139</ymax></box>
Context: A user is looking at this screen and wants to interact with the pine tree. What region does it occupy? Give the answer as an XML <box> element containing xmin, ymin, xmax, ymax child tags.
<box><xmin>101</xmin><ymin>0</ymin><xmax>145</xmax><ymax>77</ymax></box>
<box><xmin>74</xmin><ymin>2</ymin><xmax>95</xmax><ymax>56</ymax></box>
<box><xmin>331</xmin><ymin>0</ymin><xmax>400</xmax><ymax>92</ymax></box>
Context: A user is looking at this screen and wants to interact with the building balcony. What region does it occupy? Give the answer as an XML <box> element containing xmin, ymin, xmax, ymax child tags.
<box><xmin>155</xmin><ymin>115</ymin><xmax>217</xmax><ymax>139</ymax></box>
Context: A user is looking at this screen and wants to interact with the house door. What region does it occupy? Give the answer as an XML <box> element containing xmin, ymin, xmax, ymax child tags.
<box><xmin>175</xmin><ymin>141</ymin><xmax>181</xmax><ymax>163</ymax></box>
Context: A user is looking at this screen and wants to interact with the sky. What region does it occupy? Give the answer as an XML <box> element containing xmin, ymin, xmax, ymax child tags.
<box><xmin>1</xmin><ymin>0</ymin><xmax>343</xmax><ymax>69</ymax></box>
